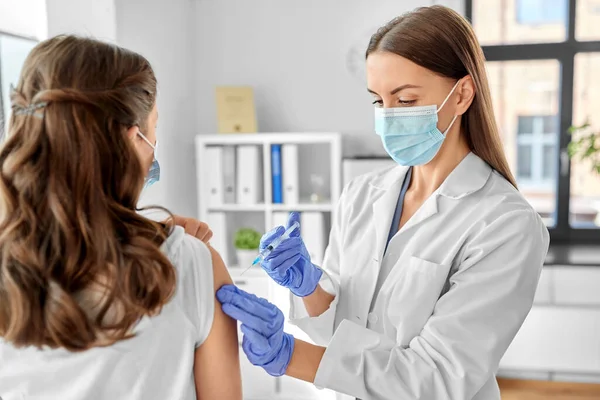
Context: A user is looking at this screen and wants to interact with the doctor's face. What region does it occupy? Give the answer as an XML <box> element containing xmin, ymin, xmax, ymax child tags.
<box><xmin>366</xmin><ymin>51</ymin><xmax>459</xmax><ymax>120</ymax></box>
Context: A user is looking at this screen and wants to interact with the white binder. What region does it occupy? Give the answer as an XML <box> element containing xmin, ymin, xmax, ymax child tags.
<box><xmin>223</xmin><ymin>146</ymin><xmax>236</xmax><ymax>204</ymax></box>
<box><xmin>205</xmin><ymin>147</ymin><xmax>224</xmax><ymax>207</ymax></box>
<box><xmin>300</xmin><ymin>212</ymin><xmax>325</xmax><ymax>265</ymax></box>
<box><xmin>282</xmin><ymin>144</ymin><xmax>299</xmax><ymax>204</ymax></box>
<box><xmin>206</xmin><ymin>212</ymin><xmax>229</xmax><ymax>265</ymax></box>
<box><xmin>272</xmin><ymin>212</ymin><xmax>290</xmax><ymax>230</ymax></box>
<box><xmin>236</xmin><ymin>145</ymin><xmax>261</xmax><ymax>205</ymax></box>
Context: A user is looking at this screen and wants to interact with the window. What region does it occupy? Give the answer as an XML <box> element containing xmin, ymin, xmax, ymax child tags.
<box><xmin>576</xmin><ymin>0</ymin><xmax>600</xmax><ymax>41</ymax></box>
<box><xmin>486</xmin><ymin>60</ymin><xmax>559</xmax><ymax>226</ymax></box>
<box><xmin>473</xmin><ymin>0</ymin><xmax>567</xmax><ymax>45</ymax></box>
<box><xmin>516</xmin><ymin>115</ymin><xmax>558</xmax><ymax>187</ymax></box>
<box><xmin>467</xmin><ymin>0</ymin><xmax>600</xmax><ymax>243</ymax></box>
<box><xmin>571</xmin><ymin>52</ymin><xmax>600</xmax><ymax>227</ymax></box>
<box><xmin>517</xmin><ymin>0</ymin><xmax>567</xmax><ymax>25</ymax></box>
<box><xmin>0</xmin><ymin>32</ymin><xmax>37</xmax><ymax>135</ymax></box>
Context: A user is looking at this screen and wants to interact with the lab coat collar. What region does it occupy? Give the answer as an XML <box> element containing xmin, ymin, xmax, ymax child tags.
<box><xmin>368</xmin><ymin>165</ymin><xmax>409</xmax><ymax>191</ymax></box>
<box><xmin>367</xmin><ymin>153</ymin><xmax>491</xmax><ymax>278</ymax></box>
<box><xmin>367</xmin><ymin>152</ymin><xmax>491</xmax><ymax>200</ymax></box>
<box><xmin>437</xmin><ymin>152</ymin><xmax>492</xmax><ymax>199</ymax></box>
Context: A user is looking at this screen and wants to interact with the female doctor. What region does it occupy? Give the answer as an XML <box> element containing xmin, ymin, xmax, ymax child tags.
<box><xmin>217</xmin><ymin>5</ymin><xmax>549</xmax><ymax>400</ymax></box>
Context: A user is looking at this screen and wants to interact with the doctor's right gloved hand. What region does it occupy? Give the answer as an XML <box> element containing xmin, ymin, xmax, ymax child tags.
<box><xmin>217</xmin><ymin>285</ymin><xmax>294</xmax><ymax>377</ymax></box>
<box><xmin>260</xmin><ymin>212</ymin><xmax>323</xmax><ymax>297</ymax></box>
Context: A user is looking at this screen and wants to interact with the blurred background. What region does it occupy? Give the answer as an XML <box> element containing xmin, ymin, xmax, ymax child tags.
<box><xmin>1</xmin><ymin>0</ymin><xmax>599</xmax><ymax>399</ymax></box>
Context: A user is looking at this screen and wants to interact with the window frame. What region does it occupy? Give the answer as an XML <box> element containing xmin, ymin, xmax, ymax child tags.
<box><xmin>0</xmin><ymin>30</ymin><xmax>38</xmax><ymax>139</ymax></box>
<box><xmin>466</xmin><ymin>0</ymin><xmax>600</xmax><ymax>244</ymax></box>
<box><xmin>0</xmin><ymin>32</ymin><xmax>5</xmax><ymax>136</ymax></box>
<box><xmin>515</xmin><ymin>0</ymin><xmax>567</xmax><ymax>26</ymax></box>
<box><xmin>516</xmin><ymin>115</ymin><xmax>558</xmax><ymax>189</ymax></box>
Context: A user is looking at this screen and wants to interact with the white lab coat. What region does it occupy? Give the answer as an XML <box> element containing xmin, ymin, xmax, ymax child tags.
<box><xmin>289</xmin><ymin>152</ymin><xmax>549</xmax><ymax>400</ymax></box>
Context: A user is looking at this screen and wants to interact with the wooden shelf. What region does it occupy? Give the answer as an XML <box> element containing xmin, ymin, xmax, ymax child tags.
<box><xmin>498</xmin><ymin>378</ymin><xmax>600</xmax><ymax>400</ymax></box>
<box><xmin>196</xmin><ymin>132</ymin><xmax>340</xmax><ymax>146</ymax></box>
<box><xmin>207</xmin><ymin>204</ymin><xmax>266</xmax><ymax>212</ymax></box>
<box><xmin>271</xmin><ymin>203</ymin><xmax>333</xmax><ymax>212</ymax></box>
<box><xmin>206</xmin><ymin>203</ymin><xmax>333</xmax><ymax>213</ymax></box>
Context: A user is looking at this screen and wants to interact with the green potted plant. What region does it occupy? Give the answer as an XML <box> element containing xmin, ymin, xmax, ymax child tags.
<box><xmin>568</xmin><ymin>121</ymin><xmax>600</xmax><ymax>174</ymax></box>
<box><xmin>234</xmin><ymin>228</ymin><xmax>262</xmax><ymax>268</ymax></box>
<box><xmin>568</xmin><ymin>121</ymin><xmax>600</xmax><ymax>225</ymax></box>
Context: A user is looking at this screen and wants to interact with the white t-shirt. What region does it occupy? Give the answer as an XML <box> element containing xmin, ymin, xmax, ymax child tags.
<box><xmin>0</xmin><ymin>226</ymin><xmax>214</xmax><ymax>400</ymax></box>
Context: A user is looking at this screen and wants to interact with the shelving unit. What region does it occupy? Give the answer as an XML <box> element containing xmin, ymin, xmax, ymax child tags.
<box><xmin>195</xmin><ymin>133</ymin><xmax>341</xmax><ymax>400</ymax></box>
<box><xmin>195</xmin><ymin>132</ymin><xmax>341</xmax><ymax>270</ymax></box>
<box><xmin>271</xmin><ymin>203</ymin><xmax>333</xmax><ymax>212</ymax></box>
<box><xmin>196</xmin><ymin>132</ymin><xmax>341</xmax><ymax>232</ymax></box>
<box><xmin>206</xmin><ymin>204</ymin><xmax>267</xmax><ymax>212</ymax></box>
<box><xmin>205</xmin><ymin>203</ymin><xmax>334</xmax><ymax>213</ymax></box>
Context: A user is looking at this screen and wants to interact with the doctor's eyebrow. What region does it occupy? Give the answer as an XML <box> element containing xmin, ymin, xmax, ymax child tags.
<box><xmin>367</xmin><ymin>84</ymin><xmax>422</xmax><ymax>96</ymax></box>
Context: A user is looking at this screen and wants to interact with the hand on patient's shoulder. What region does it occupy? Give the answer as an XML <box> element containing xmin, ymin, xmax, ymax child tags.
<box><xmin>171</xmin><ymin>215</ymin><xmax>213</xmax><ymax>244</ymax></box>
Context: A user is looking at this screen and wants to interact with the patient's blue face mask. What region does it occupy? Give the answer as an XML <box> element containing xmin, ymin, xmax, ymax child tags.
<box><xmin>137</xmin><ymin>131</ymin><xmax>160</xmax><ymax>188</ymax></box>
<box><xmin>374</xmin><ymin>80</ymin><xmax>461</xmax><ymax>166</ymax></box>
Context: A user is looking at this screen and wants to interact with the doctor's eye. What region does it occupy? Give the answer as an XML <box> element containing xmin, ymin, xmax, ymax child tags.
<box><xmin>372</xmin><ymin>99</ymin><xmax>383</xmax><ymax>108</ymax></box>
<box><xmin>398</xmin><ymin>99</ymin><xmax>416</xmax><ymax>106</ymax></box>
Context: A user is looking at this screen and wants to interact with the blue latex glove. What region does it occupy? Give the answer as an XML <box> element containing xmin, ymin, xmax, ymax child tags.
<box><xmin>259</xmin><ymin>212</ymin><xmax>323</xmax><ymax>297</ymax></box>
<box><xmin>216</xmin><ymin>284</ymin><xmax>294</xmax><ymax>377</ymax></box>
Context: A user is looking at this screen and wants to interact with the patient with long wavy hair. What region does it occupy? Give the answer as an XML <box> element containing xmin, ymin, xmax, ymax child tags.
<box><xmin>0</xmin><ymin>35</ymin><xmax>242</xmax><ymax>400</ymax></box>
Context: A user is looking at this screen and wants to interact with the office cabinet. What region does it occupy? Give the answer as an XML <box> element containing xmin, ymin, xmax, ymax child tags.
<box><xmin>499</xmin><ymin>265</ymin><xmax>600</xmax><ymax>382</ymax></box>
<box><xmin>553</xmin><ymin>267</ymin><xmax>600</xmax><ymax>306</ymax></box>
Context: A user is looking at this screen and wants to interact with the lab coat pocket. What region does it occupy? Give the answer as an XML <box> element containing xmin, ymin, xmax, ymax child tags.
<box><xmin>386</xmin><ymin>256</ymin><xmax>450</xmax><ymax>346</ymax></box>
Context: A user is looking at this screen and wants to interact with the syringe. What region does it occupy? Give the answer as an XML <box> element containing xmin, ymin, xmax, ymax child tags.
<box><xmin>240</xmin><ymin>221</ymin><xmax>300</xmax><ymax>276</ymax></box>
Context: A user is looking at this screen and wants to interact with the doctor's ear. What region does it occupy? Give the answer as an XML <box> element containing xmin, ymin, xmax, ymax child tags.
<box><xmin>455</xmin><ymin>75</ymin><xmax>475</xmax><ymax>116</ymax></box>
<box><xmin>126</xmin><ymin>125</ymin><xmax>140</xmax><ymax>141</ymax></box>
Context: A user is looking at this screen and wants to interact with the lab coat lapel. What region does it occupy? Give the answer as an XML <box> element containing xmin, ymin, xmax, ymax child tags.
<box><xmin>356</xmin><ymin>166</ymin><xmax>407</xmax><ymax>324</ymax></box>
<box><xmin>397</xmin><ymin>152</ymin><xmax>492</xmax><ymax>232</ymax></box>
<box><xmin>372</xmin><ymin>193</ymin><xmax>398</xmax><ymax>265</ymax></box>
<box><xmin>371</xmin><ymin>167</ymin><xmax>409</xmax><ymax>265</ymax></box>
<box><xmin>398</xmin><ymin>194</ymin><xmax>439</xmax><ymax>234</ymax></box>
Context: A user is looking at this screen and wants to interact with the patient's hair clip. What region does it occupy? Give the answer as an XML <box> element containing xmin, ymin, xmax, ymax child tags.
<box><xmin>10</xmin><ymin>84</ymin><xmax>47</xmax><ymax>119</ymax></box>
<box><xmin>13</xmin><ymin>102</ymin><xmax>48</xmax><ymax>119</ymax></box>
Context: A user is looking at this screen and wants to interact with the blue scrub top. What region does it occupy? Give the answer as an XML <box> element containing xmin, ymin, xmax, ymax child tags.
<box><xmin>385</xmin><ymin>167</ymin><xmax>412</xmax><ymax>255</ymax></box>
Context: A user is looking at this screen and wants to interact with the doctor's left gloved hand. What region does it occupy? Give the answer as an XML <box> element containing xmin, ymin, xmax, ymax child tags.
<box><xmin>260</xmin><ymin>212</ymin><xmax>323</xmax><ymax>297</ymax></box>
<box><xmin>216</xmin><ymin>284</ymin><xmax>294</xmax><ymax>377</ymax></box>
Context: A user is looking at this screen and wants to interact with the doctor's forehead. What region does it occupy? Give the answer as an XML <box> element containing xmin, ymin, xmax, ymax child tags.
<box><xmin>366</xmin><ymin>51</ymin><xmax>440</xmax><ymax>94</ymax></box>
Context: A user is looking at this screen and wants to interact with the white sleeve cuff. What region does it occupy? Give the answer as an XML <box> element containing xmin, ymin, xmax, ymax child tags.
<box><xmin>288</xmin><ymin>269</ymin><xmax>339</xmax><ymax>346</ymax></box>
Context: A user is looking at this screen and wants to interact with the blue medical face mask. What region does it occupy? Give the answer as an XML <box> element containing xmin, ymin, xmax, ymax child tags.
<box><xmin>137</xmin><ymin>131</ymin><xmax>160</xmax><ymax>188</ymax></box>
<box><xmin>374</xmin><ymin>80</ymin><xmax>461</xmax><ymax>166</ymax></box>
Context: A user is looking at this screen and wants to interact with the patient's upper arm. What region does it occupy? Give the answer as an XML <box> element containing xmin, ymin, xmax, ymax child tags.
<box><xmin>193</xmin><ymin>245</ymin><xmax>241</xmax><ymax>400</ymax></box>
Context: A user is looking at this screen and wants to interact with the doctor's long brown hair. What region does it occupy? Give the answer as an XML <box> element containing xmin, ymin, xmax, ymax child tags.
<box><xmin>0</xmin><ymin>35</ymin><xmax>176</xmax><ymax>351</ymax></box>
<box><xmin>367</xmin><ymin>5</ymin><xmax>517</xmax><ymax>188</ymax></box>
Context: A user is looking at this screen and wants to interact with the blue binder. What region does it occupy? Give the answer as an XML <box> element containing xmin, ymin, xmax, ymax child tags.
<box><xmin>271</xmin><ymin>144</ymin><xmax>283</xmax><ymax>203</ymax></box>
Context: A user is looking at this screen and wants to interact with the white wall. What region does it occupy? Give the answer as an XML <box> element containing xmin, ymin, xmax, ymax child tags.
<box><xmin>114</xmin><ymin>0</ymin><xmax>462</xmax><ymax>216</ymax></box>
<box><xmin>0</xmin><ymin>0</ymin><xmax>47</xmax><ymax>39</ymax></box>
<box><xmin>0</xmin><ymin>0</ymin><xmax>196</xmax><ymax>215</ymax></box>
<box><xmin>116</xmin><ymin>0</ymin><xmax>198</xmax><ymax>215</ymax></box>
<box><xmin>3</xmin><ymin>0</ymin><xmax>465</xmax><ymax>217</ymax></box>
<box><xmin>1</xmin><ymin>0</ymin><xmax>465</xmax><ymax>217</ymax></box>
<box><xmin>0</xmin><ymin>0</ymin><xmax>115</xmax><ymax>138</ymax></box>
<box><xmin>194</xmin><ymin>0</ymin><xmax>464</xmax><ymax>157</ymax></box>
<box><xmin>46</xmin><ymin>0</ymin><xmax>117</xmax><ymax>41</ymax></box>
